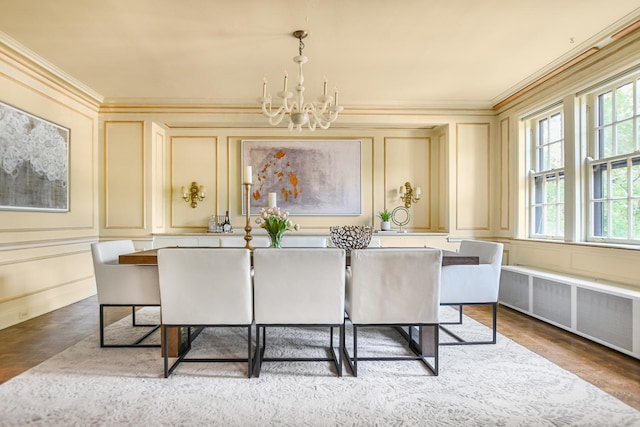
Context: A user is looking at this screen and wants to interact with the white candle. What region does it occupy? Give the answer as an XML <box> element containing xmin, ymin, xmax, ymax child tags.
<box><xmin>334</xmin><ymin>88</ymin><xmax>339</xmax><ymax>105</ymax></box>
<box><xmin>415</xmin><ymin>187</ymin><xmax>421</xmax><ymax>197</ymax></box>
<box><xmin>399</xmin><ymin>186</ymin><xmax>405</xmax><ymax>196</ymax></box>
<box><xmin>244</xmin><ymin>166</ymin><xmax>253</xmax><ymax>184</ymax></box>
<box><xmin>262</xmin><ymin>77</ymin><xmax>267</xmax><ymax>97</ymax></box>
<box><xmin>268</xmin><ymin>192</ymin><xmax>277</xmax><ymax>208</ymax></box>
<box><xmin>283</xmin><ymin>70</ymin><xmax>288</xmax><ymax>91</ymax></box>
<box><xmin>323</xmin><ymin>78</ymin><xmax>328</xmax><ymax>96</ymax></box>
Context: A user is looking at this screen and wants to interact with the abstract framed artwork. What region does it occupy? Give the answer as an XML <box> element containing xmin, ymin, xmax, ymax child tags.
<box><xmin>0</xmin><ymin>101</ymin><xmax>70</xmax><ymax>212</ymax></box>
<box><xmin>242</xmin><ymin>139</ymin><xmax>361</xmax><ymax>215</ymax></box>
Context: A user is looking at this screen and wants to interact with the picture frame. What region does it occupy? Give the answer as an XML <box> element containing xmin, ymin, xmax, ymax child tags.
<box><xmin>242</xmin><ymin>139</ymin><xmax>361</xmax><ymax>215</ymax></box>
<box><xmin>0</xmin><ymin>101</ymin><xmax>70</xmax><ymax>212</ymax></box>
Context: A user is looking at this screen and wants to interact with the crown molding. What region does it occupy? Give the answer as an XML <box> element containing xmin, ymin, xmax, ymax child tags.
<box><xmin>0</xmin><ymin>31</ymin><xmax>104</xmax><ymax>105</ymax></box>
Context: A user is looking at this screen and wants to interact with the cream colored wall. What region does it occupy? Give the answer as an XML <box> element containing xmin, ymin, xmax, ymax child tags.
<box><xmin>0</xmin><ymin>44</ymin><xmax>100</xmax><ymax>329</ymax></box>
<box><xmin>97</xmin><ymin>117</ymin><xmax>498</xmax><ymax>243</ymax></box>
<box><xmin>496</xmin><ymin>30</ymin><xmax>640</xmax><ymax>289</ymax></box>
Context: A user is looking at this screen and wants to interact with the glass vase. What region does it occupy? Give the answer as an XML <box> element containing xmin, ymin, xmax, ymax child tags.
<box><xmin>267</xmin><ymin>230</ymin><xmax>284</xmax><ymax>248</ymax></box>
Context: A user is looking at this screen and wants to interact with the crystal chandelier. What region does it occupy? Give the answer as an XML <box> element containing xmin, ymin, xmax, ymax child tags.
<box><xmin>258</xmin><ymin>30</ymin><xmax>343</xmax><ymax>132</ymax></box>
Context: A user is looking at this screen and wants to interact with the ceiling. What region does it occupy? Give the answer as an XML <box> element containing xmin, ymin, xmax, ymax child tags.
<box><xmin>0</xmin><ymin>0</ymin><xmax>639</xmax><ymax>109</ymax></box>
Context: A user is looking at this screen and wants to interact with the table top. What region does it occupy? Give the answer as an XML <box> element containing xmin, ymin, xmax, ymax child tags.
<box><xmin>119</xmin><ymin>247</ymin><xmax>479</xmax><ymax>266</ymax></box>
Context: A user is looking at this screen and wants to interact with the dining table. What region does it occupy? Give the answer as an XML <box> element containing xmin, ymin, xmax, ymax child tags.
<box><xmin>118</xmin><ymin>247</ymin><xmax>479</xmax><ymax>359</ymax></box>
<box><xmin>118</xmin><ymin>247</ymin><xmax>479</xmax><ymax>266</ymax></box>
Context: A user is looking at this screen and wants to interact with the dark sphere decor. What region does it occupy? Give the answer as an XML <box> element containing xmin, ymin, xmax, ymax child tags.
<box><xmin>329</xmin><ymin>225</ymin><xmax>373</xmax><ymax>253</ymax></box>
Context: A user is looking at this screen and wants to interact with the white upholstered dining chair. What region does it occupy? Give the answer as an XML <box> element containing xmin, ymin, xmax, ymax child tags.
<box><xmin>344</xmin><ymin>248</ymin><xmax>442</xmax><ymax>376</ymax></box>
<box><xmin>90</xmin><ymin>240</ymin><xmax>161</xmax><ymax>348</ymax></box>
<box><xmin>252</xmin><ymin>248</ymin><xmax>346</xmax><ymax>377</ymax></box>
<box><xmin>439</xmin><ymin>239</ymin><xmax>504</xmax><ymax>345</ymax></box>
<box><xmin>157</xmin><ymin>248</ymin><xmax>253</xmax><ymax>378</ymax></box>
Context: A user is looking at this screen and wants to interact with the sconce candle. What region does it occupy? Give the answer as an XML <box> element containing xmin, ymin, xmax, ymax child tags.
<box><xmin>399</xmin><ymin>181</ymin><xmax>420</xmax><ymax>209</ymax></box>
<box><xmin>268</xmin><ymin>192</ymin><xmax>277</xmax><ymax>208</ymax></box>
<box><xmin>243</xmin><ymin>166</ymin><xmax>253</xmax><ymax>184</ymax></box>
<box><xmin>183</xmin><ymin>181</ymin><xmax>205</xmax><ymax>208</ymax></box>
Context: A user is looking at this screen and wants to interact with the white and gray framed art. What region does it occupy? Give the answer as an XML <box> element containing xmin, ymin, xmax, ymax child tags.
<box><xmin>242</xmin><ymin>139</ymin><xmax>361</xmax><ymax>215</ymax></box>
<box><xmin>0</xmin><ymin>101</ymin><xmax>69</xmax><ymax>212</ymax></box>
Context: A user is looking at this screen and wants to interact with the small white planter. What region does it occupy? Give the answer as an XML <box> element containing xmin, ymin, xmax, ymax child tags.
<box><xmin>381</xmin><ymin>221</ymin><xmax>391</xmax><ymax>231</ymax></box>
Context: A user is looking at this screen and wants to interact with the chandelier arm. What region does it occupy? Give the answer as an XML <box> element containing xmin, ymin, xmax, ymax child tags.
<box><xmin>260</xmin><ymin>103</ymin><xmax>288</xmax><ymax>122</ymax></box>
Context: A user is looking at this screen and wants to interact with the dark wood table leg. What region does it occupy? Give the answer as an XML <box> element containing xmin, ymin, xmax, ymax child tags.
<box><xmin>396</xmin><ymin>325</ymin><xmax>436</xmax><ymax>357</ymax></box>
<box><xmin>161</xmin><ymin>326</ymin><xmax>190</xmax><ymax>357</ymax></box>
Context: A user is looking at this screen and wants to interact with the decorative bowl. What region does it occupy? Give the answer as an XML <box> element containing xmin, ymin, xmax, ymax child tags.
<box><xmin>329</xmin><ymin>225</ymin><xmax>373</xmax><ymax>253</ymax></box>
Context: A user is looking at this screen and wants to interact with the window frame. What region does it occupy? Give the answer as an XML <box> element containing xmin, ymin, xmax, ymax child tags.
<box><xmin>586</xmin><ymin>72</ymin><xmax>640</xmax><ymax>244</ymax></box>
<box><xmin>526</xmin><ymin>106</ymin><xmax>566</xmax><ymax>240</ymax></box>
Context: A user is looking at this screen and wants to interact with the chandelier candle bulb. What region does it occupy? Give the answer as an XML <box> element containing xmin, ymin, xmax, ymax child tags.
<box><xmin>323</xmin><ymin>78</ymin><xmax>328</xmax><ymax>96</ymax></box>
<box><xmin>415</xmin><ymin>187</ymin><xmax>421</xmax><ymax>196</ymax></box>
<box><xmin>399</xmin><ymin>186</ymin><xmax>405</xmax><ymax>196</ymax></box>
<box><xmin>199</xmin><ymin>185</ymin><xmax>205</xmax><ymax>194</ymax></box>
<box><xmin>268</xmin><ymin>192</ymin><xmax>277</xmax><ymax>208</ymax></box>
<box><xmin>181</xmin><ymin>186</ymin><xmax>186</xmax><ymax>195</ymax></box>
<box><xmin>262</xmin><ymin>78</ymin><xmax>267</xmax><ymax>97</ymax></box>
<box><xmin>243</xmin><ymin>166</ymin><xmax>253</xmax><ymax>184</ymax></box>
<box><xmin>283</xmin><ymin>70</ymin><xmax>288</xmax><ymax>91</ymax></box>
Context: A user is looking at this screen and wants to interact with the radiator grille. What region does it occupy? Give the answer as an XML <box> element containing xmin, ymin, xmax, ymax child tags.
<box><xmin>576</xmin><ymin>288</ymin><xmax>633</xmax><ymax>351</ymax></box>
<box><xmin>532</xmin><ymin>278</ymin><xmax>572</xmax><ymax>327</ymax></box>
<box><xmin>499</xmin><ymin>270</ymin><xmax>528</xmax><ymax>310</ymax></box>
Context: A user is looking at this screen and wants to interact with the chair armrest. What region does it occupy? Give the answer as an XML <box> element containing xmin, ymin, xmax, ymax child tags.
<box><xmin>440</xmin><ymin>264</ymin><xmax>501</xmax><ymax>304</ymax></box>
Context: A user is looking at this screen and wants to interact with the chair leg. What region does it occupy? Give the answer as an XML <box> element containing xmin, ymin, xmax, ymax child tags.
<box><xmin>253</xmin><ymin>326</ymin><xmax>263</xmax><ymax>378</ymax></box>
<box><xmin>247</xmin><ymin>325</ymin><xmax>253</xmax><ymax>379</ymax></box>
<box><xmin>100</xmin><ymin>304</ymin><xmax>160</xmax><ymax>348</ymax></box>
<box><xmin>440</xmin><ymin>303</ymin><xmax>497</xmax><ymax>345</ymax></box>
<box><xmin>440</xmin><ymin>304</ymin><xmax>463</xmax><ymax>325</ymax></box>
<box><xmin>99</xmin><ymin>305</ymin><xmax>106</xmax><ymax>347</ymax></box>
<box><xmin>433</xmin><ymin>325</ymin><xmax>439</xmax><ymax>375</ymax></box>
<box><xmin>163</xmin><ymin>324</ymin><xmax>169</xmax><ymax>378</ymax></box>
<box><xmin>341</xmin><ymin>322</ymin><xmax>355</xmax><ymax>376</ymax></box>
<box><xmin>132</xmin><ymin>305</ymin><xmax>158</xmax><ymax>327</ymax></box>
<box><xmin>353</xmin><ymin>325</ymin><xmax>358</xmax><ymax>377</ymax></box>
<box><xmin>338</xmin><ymin>324</ymin><xmax>344</xmax><ymax>377</ymax></box>
<box><xmin>491</xmin><ymin>302</ymin><xmax>497</xmax><ymax>344</ymax></box>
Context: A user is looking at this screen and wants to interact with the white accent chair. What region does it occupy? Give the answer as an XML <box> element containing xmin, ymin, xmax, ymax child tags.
<box><xmin>90</xmin><ymin>240</ymin><xmax>161</xmax><ymax>348</ymax></box>
<box><xmin>252</xmin><ymin>248</ymin><xmax>346</xmax><ymax>377</ymax></box>
<box><xmin>344</xmin><ymin>248</ymin><xmax>442</xmax><ymax>376</ymax></box>
<box><xmin>157</xmin><ymin>248</ymin><xmax>253</xmax><ymax>378</ymax></box>
<box><xmin>219</xmin><ymin>236</ymin><xmax>270</xmax><ymax>248</ymax></box>
<box><xmin>440</xmin><ymin>240</ymin><xmax>504</xmax><ymax>345</ymax></box>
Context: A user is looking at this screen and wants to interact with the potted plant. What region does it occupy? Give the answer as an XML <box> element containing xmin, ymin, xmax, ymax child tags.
<box><xmin>378</xmin><ymin>209</ymin><xmax>392</xmax><ymax>231</ymax></box>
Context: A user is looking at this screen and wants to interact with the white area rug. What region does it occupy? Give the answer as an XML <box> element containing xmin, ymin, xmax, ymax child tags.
<box><xmin>0</xmin><ymin>308</ymin><xmax>638</xmax><ymax>426</ymax></box>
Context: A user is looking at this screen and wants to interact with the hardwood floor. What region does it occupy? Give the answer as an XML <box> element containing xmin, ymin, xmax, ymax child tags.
<box><xmin>0</xmin><ymin>297</ymin><xmax>638</xmax><ymax>411</ymax></box>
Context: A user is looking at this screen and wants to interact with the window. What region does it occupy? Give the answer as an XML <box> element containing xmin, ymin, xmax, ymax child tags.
<box><xmin>588</xmin><ymin>75</ymin><xmax>640</xmax><ymax>243</ymax></box>
<box><xmin>528</xmin><ymin>108</ymin><xmax>565</xmax><ymax>239</ymax></box>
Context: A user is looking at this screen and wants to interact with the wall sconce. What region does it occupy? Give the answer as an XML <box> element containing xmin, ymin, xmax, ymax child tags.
<box><xmin>182</xmin><ymin>182</ymin><xmax>205</xmax><ymax>208</ymax></box>
<box><xmin>399</xmin><ymin>181</ymin><xmax>421</xmax><ymax>208</ymax></box>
